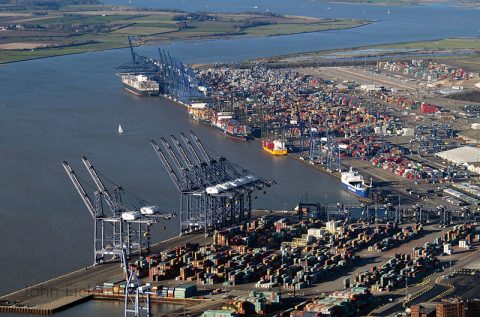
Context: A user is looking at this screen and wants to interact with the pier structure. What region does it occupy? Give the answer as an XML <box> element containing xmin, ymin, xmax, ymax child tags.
<box><xmin>151</xmin><ymin>130</ymin><xmax>274</xmax><ymax>234</ymax></box>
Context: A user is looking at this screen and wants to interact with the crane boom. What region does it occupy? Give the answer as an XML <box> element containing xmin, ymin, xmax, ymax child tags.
<box><xmin>151</xmin><ymin>139</ymin><xmax>182</xmax><ymax>191</ymax></box>
<box><xmin>189</xmin><ymin>130</ymin><xmax>211</xmax><ymax>162</ymax></box>
<box><xmin>180</xmin><ymin>132</ymin><xmax>203</xmax><ymax>165</ymax></box>
<box><xmin>160</xmin><ymin>137</ymin><xmax>184</xmax><ymax>171</ymax></box>
<box><xmin>170</xmin><ymin>135</ymin><xmax>194</xmax><ymax>168</ymax></box>
<box><xmin>81</xmin><ymin>156</ymin><xmax>115</xmax><ymax>210</ymax></box>
<box><xmin>62</xmin><ymin>161</ymin><xmax>96</xmax><ymax>218</ymax></box>
<box><xmin>128</xmin><ymin>36</ymin><xmax>136</xmax><ymax>64</ymax></box>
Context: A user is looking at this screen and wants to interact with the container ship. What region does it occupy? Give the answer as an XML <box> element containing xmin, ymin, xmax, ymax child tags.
<box><xmin>188</xmin><ymin>103</ymin><xmax>214</xmax><ymax>123</ymax></box>
<box><xmin>262</xmin><ymin>139</ymin><xmax>287</xmax><ymax>156</ymax></box>
<box><xmin>188</xmin><ymin>106</ymin><xmax>251</xmax><ymax>141</ymax></box>
<box><xmin>340</xmin><ymin>168</ymin><xmax>371</xmax><ymax>198</ymax></box>
<box><xmin>121</xmin><ymin>74</ymin><xmax>159</xmax><ymax>96</ymax></box>
<box><xmin>212</xmin><ymin>112</ymin><xmax>251</xmax><ymax>141</ymax></box>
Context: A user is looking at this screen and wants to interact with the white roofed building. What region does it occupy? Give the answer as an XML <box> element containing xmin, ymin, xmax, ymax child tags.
<box><xmin>436</xmin><ymin>146</ymin><xmax>480</xmax><ymax>165</ymax></box>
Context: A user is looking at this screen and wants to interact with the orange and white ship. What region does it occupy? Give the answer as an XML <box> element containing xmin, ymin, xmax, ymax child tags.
<box><xmin>262</xmin><ymin>139</ymin><xmax>287</xmax><ymax>156</ymax></box>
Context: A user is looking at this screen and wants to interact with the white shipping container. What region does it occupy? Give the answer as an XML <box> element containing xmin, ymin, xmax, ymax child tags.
<box><xmin>443</xmin><ymin>243</ymin><xmax>452</xmax><ymax>255</ymax></box>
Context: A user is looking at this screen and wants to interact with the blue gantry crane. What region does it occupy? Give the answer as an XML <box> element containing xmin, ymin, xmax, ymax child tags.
<box><xmin>115</xmin><ymin>37</ymin><xmax>203</xmax><ymax>103</ymax></box>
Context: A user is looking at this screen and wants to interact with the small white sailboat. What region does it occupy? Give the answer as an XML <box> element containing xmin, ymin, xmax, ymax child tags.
<box><xmin>118</xmin><ymin>124</ymin><xmax>124</xmax><ymax>134</ymax></box>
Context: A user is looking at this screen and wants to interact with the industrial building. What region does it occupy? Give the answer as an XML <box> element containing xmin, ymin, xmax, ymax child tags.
<box><xmin>436</xmin><ymin>146</ymin><xmax>480</xmax><ymax>165</ymax></box>
<box><xmin>436</xmin><ymin>146</ymin><xmax>480</xmax><ymax>175</ymax></box>
<box><xmin>411</xmin><ymin>299</ymin><xmax>480</xmax><ymax>317</ymax></box>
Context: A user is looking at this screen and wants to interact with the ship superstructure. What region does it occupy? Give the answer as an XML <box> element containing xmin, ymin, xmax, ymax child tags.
<box><xmin>341</xmin><ymin>168</ymin><xmax>371</xmax><ymax>198</ymax></box>
<box><xmin>262</xmin><ymin>139</ymin><xmax>287</xmax><ymax>155</ymax></box>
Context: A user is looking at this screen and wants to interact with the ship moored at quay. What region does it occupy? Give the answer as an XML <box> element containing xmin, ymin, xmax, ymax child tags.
<box><xmin>340</xmin><ymin>168</ymin><xmax>371</xmax><ymax>198</ymax></box>
<box><xmin>189</xmin><ymin>104</ymin><xmax>251</xmax><ymax>141</ymax></box>
<box><xmin>262</xmin><ymin>139</ymin><xmax>287</xmax><ymax>156</ymax></box>
<box><xmin>120</xmin><ymin>74</ymin><xmax>160</xmax><ymax>96</ymax></box>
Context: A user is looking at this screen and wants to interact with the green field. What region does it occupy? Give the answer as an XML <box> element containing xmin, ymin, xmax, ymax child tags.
<box><xmin>0</xmin><ymin>5</ymin><xmax>370</xmax><ymax>64</ymax></box>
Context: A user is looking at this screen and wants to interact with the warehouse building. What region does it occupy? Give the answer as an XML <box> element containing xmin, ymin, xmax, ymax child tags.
<box><xmin>436</xmin><ymin>146</ymin><xmax>480</xmax><ymax>165</ymax></box>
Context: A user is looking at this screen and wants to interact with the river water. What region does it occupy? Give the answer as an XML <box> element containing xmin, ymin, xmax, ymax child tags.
<box><xmin>0</xmin><ymin>1</ymin><xmax>478</xmax><ymax>316</ymax></box>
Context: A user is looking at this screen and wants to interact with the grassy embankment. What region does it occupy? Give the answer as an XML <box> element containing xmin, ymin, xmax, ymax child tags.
<box><xmin>260</xmin><ymin>38</ymin><xmax>480</xmax><ymax>71</ymax></box>
<box><xmin>375</xmin><ymin>38</ymin><xmax>480</xmax><ymax>71</ymax></box>
<box><xmin>0</xmin><ymin>5</ymin><xmax>370</xmax><ymax>63</ymax></box>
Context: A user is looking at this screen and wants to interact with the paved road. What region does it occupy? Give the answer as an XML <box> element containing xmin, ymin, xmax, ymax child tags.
<box><xmin>300</xmin><ymin>67</ymin><xmax>417</xmax><ymax>92</ymax></box>
<box><xmin>368</xmin><ymin>247</ymin><xmax>480</xmax><ymax>316</ymax></box>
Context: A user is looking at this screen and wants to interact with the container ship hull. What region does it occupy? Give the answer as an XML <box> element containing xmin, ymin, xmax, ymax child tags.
<box><xmin>343</xmin><ymin>183</ymin><xmax>369</xmax><ymax>198</ymax></box>
<box><xmin>341</xmin><ymin>168</ymin><xmax>371</xmax><ymax>198</ymax></box>
<box><xmin>123</xmin><ymin>84</ymin><xmax>159</xmax><ymax>97</ymax></box>
<box><xmin>262</xmin><ymin>145</ymin><xmax>287</xmax><ymax>155</ymax></box>
<box><xmin>120</xmin><ymin>74</ymin><xmax>160</xmax><ymax>97</ymax></box>
<box><xmin>262</xmin><ymin>139</ymin><xmax>287</xmax><ymax>156</ymax></box>
<box><xmin>212</xmin><ymin>124</ymin><xmax>249</xmax><ymax>141</ymax></box>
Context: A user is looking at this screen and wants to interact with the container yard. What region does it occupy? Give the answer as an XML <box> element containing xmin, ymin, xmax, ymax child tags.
<box><xmin>3</xmin><ymin>204</ymin><xmax>479</xmax><ymax>316</ymax></box>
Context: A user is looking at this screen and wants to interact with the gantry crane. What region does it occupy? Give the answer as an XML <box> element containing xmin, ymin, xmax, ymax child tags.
<box><xmin>81</xmin><ymin>156</ymin><xmax>156</xmax><ymax>259</ymax></box>
<box><xmin>152</xmin><ymin>130</ymin><xmax>274</xmax><ymax>235</ymax></box>
<box><xmin>116</xmin><ymin>38</ymin><xmax>202</xmax><ymax>103</ymax></box>
<box><xmin>63</xmin><ymin>158</ymin><xmax>174</xmax><ymax>265</ymax></box>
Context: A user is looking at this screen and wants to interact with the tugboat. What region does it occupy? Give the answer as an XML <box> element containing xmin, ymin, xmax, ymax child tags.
<box><xmin>341</xmin><ymin>168</ymin><xmax>371</xmax><ymax>198</ymax></box>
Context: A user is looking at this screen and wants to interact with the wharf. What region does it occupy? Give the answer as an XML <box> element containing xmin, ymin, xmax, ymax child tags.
<box><xmin>0</xmin><ymin>232</ymin><xmax>210</xmax><ymax>315</ymax></box>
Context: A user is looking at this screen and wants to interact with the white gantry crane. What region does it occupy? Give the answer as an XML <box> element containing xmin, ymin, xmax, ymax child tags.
<box><xmin>121</xmin><ymin>251</ymin><xmax>152</xmax><ymax>317</ymax></box>
<box><xmin>63</xmin><ymin>157</ymin><xmax>174</xmax><ymax>266</ymax></box>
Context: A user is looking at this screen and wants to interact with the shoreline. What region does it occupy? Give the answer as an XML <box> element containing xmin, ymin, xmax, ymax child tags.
<box><xmin>314</xmin><ymin>0</ymin><xmax>478</xmax><ymax>7</ymax></box>
<box><xmin>0</xmin><ymin>13</ymin><xmax>371</xmax><ymax>65</ymax></box>
<box><xmin>3</xmin><ymin>33</ymin><xmax>477</xmax><ymax>70</ymax></box>
<box><xmin>0</xmin><ymin>22</ymin><xmax>370</xmax><ymax>66</ymax></box>
<box><xmin>257</xmin><ymin>36</ymin><xmax>480</xmax><ymax>62</ymax></box>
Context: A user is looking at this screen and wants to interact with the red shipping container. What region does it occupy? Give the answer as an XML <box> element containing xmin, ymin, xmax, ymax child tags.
<box><xmin>421</xmin><ymin>103</ymin><xmax>437</xmax><ymax>113</ymax></box>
